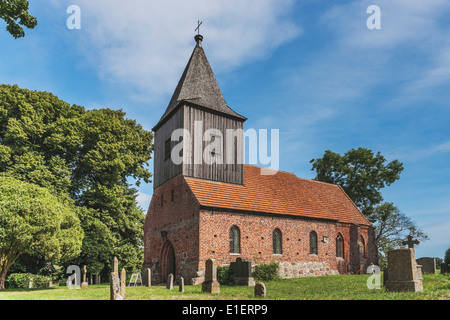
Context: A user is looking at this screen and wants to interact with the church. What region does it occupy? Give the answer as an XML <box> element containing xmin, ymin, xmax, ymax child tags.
<box><xmin>143</xmin><ymin>33</ymin><xmax>378</xmax><ymax>285</ymax></box>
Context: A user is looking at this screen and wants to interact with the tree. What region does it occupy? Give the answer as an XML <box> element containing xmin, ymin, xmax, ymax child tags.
<box><xmin>0</xmin><ymin>84</ymin><xmax>153</xmax><ymax>276</ymax></box>
<box><xmin>371</xmin><ymin>202</ymin><xmax>428</xmax><ymax>267</ymax></box>
<box><xmin>0</xmin><ymin>176</ymin><xmax>83</xmax><ymax>290</ymax></box>
<box><xmin>445</xmin><ymin>247</ymin><xmax>450</xmax><ymax>266</ymax></box>
<box><xmin>310</xmin><ymin>148</ymin><xmax>404</xmax><ymax>218</ymax></box>
<box><xmin>0</xmin><ymin>0</ymin><xmax>37</xmax><ymax>38</ymax></box>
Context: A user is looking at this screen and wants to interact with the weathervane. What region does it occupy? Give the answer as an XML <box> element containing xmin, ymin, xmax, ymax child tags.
<box><xmin>195</xmin><ymin>20</ymin><xmax>203</xmax><ymax>35</ymax></box>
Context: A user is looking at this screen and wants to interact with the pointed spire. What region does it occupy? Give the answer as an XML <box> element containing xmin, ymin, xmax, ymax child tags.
<box><xmin>154</xmin><ymin>34</ymin><xmax>246</xmax><ymax>130</ymax></box>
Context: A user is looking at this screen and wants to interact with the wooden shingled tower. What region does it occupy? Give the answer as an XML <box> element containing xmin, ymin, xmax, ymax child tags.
<box><xmin>152</xmin><ymin>34</ymin><xmax>247</xmax><ymax>188</ymax></box>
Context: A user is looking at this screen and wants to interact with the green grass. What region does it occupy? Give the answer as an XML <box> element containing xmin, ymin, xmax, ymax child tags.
<box><xmin>0</xmin><ymin>273</ymin><xmax>448</xmax><ymax>300</ymax></box>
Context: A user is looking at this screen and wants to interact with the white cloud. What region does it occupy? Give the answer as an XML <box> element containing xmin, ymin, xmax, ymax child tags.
<box><xmin>60</xmin><ymin>0</ymin><xmax>301</xmax><ymax>100</ymax></box>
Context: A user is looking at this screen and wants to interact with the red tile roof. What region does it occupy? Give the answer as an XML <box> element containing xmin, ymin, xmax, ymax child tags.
<box><xmin>185</xmin><ymin>164</ymin><xmax>371</xmax><ymax>226</ymax></box>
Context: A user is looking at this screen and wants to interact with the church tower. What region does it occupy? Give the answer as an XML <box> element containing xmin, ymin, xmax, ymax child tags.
<box><xmin>152</xmin><ymin>34</ymin><xmax>247</xmax><ymax>188</ymax></box>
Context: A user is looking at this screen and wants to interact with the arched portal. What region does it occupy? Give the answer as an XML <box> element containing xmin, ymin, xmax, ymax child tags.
<box><xmin>161</xmin><ymin>240</ymin><xmax>176</xmax><ymax>282</ymax></box>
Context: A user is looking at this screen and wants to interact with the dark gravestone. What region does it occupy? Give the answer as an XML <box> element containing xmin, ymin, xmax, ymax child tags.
<box><xmin>230</xmin><ymin>257</ymin><xmax>255</xmax><ymax>286</ymax></box>
<box><xmin>441</xmin><ymin>263</ymin><xmax>449</xmax><ymax>274</ymax></box>
<box><xmin>254</xmin><ymin>282</ymin><xmax>266</xmax><ymax>297</ymax></box>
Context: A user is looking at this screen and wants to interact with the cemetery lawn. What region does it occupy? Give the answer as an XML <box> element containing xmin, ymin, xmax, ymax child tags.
<box><xmin>0</xmin><ymin>273</ymin><xmax>448</xmax><ymax>300</ymax></box>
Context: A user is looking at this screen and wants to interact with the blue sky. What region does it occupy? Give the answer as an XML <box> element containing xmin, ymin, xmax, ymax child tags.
<box><xmin>1</xmin><ymin>0</ymin><xmax>449</xmax><ymax>259</ymax></box>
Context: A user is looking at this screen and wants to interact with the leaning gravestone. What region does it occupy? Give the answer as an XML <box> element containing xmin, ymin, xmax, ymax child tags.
<box><xmin>230</xmin><ymin>257</ymin><xmax>255</xmax><ymax>286</ymax></box>
<box><xmin>254</xmin><ymin>282</ymin><xmax>266</xmax><ymax>298</ymax></box>
<box><xmin>416</xmin><ymin>257</ymin><xmax>436</xmax><ymax>274</ymax></box>
<box><xmin>179</xmin><ymin>276</ymin><xmax>185</xmax><ymax>293</ymax></box>
<box><xmin>202</xmin><ymin>259</ymin><xmax>220</xmax><ymax>294</ymax></box>
<box><xmin>167</xmin><ymin>273</ymin><xmax>174</xmax><ymax>290</ymax></box>
<box><xmin>385</xmin><ymin>247</ymin><xmax>423</xmax><ymax>292</ymax></box>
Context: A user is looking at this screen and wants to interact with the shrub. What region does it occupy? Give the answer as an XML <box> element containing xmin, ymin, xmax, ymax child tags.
<box><xmin>7</xmin><ymin>273</ymin><xmax>32</xmax><ymax>289</ymax></box>
<box><xmin>32</xmin><ymin>275</ymin><xmax>53</xmax><ymax>288</ymax></box>
<box><xmin>6</xmin><ymin>273</ymin><xmax>53</xmax><ymax>289</ymax></box>
<box><xmin>217</xmin><ymin>265</ymin><xmax>234</xmax><ymax>285</ymax></box>
<box><xmin>253</xmin><ymin>262</ymin><xmax>280</xmax><ymax>281</ymax></box>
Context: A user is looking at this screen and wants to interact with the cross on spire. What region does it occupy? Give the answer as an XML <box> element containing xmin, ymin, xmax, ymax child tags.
<box><xmin>402</xmin><ymin>235</ymin><xmax>420</xmax><ymax>249</ymax></box>
<box><xmin>195</xmin><ymin>20</ymin><xmax>203</xmax><ymax>35</ymax></box>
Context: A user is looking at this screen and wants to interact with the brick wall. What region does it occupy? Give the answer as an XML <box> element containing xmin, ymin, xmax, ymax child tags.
<box><xmin>143</xmin><ymin>176</ymin><xmax>378</xmax><ymax>284</ymax></box>
<box><xmin>198</xmin><ymin>210</ymin><xmax>377</xmax><ymax>277</ymax></box>
<box><xmin>143</xmin><ymin>174</ymin><xmax>202</xmax><ymax>284</ymax></box>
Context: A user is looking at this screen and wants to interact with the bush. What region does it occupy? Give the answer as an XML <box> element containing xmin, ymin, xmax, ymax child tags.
<box><xmin>253</xmin><ymin>262</ymin><xmax>280</xmax><ymax>282</ymax></box>
<box><xmin>7</xmin><ymin>273</ymin><xmax>32</xmax><ymax>289</ymax></box>
<box><xmin>32</xmin><ymin>275</ymin><xmax>53</xmax><ymax>288</ymax></box>
<box><xmin>217</xmin><ymin>265</ymin><xmax>234</xmax><ymax>285</ymax></box>
<box><xmin>6</xmin><ymin>273</ymin><xmax>53</xmax><ymax>289</ymax></box>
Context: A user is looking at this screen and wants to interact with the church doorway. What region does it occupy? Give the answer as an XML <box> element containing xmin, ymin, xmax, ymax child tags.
<box><xmin>161</xmin><ymin>240</ymin><xmax>176</xmax><ymax>282</ymax></box>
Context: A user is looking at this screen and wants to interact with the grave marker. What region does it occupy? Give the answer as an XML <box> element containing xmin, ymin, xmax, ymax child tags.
<box><xmin>202</xmin><ymin>259</ymin><xmax>220</xmax><ymax>294</ymax></box>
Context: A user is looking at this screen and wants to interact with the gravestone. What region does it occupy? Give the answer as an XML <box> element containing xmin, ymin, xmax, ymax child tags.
<box><xmin>179</xmin><ymin>276</ymin><xmax>185</xmax><ymax>293</ymax></box>
<box><xmin>385</xmin><ymin>248</ymin><xmax>423</xmax><ymax>292</ymax></box>
<box><xmin>147</xmin><ymin>268</ymin><xmax>152</xmax><ymax>287</ymax></box>
<box><xmin>110</xmin><ymin>257</ymin><xmax>124</xmax><ymax>300</ymax></box>
<box><xmin>416</xmin><ymin>257</ymin><xmax>436</xmax><ymax>274</ymax></box>
<box><xmin>81</xmin><ymin>265</ymin><xmax>89</xmax><ymax>288</ymax></box>
<box><xmin>202</xmin><ymin>259</ymin><xmax>220</xmax><ymax>294</ymax></box>
<box><xmin>230</xmin><ymin>257</ymin><xmax>255</xmax><ymax>286</ymax></box>
<box><xmin>167</xmin><ymin>273</ymin><xmax>174</xmax><ymax>290</ymax></box>
<box><xmin>110</xmin><ymin>272</ymin><xmax>122</xmax><ymax>300</ymax></box>
<box><xmin>112</xmin><ymin>256</ymin><xmax>119</xmax><ymax>273</ymax></box>
<box><xmin>254</xmin><ymin>282</ymin><xmax>266</xmax><ymax>297</ymax></box>
<box><xmin>441</xmin><ymin>263</ymin><xmax>449</xmax><ymax>274</ymax></box>
<box><xmin>120</xmin><ymin>268</ymin><xmax>126</xmax><ymax>299</ymax></box>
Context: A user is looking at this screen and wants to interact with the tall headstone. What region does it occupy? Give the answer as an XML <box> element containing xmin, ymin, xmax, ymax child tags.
<box><xmin>202</xmin><ymin>259</ymin><xmax>220</xmax><ymax>294</ymax></box>
<box><xmin>112</xmin><ymin>256</ymin><xmax>119</xmax><ymax>274</ymax></box>
<box><xmin>254</xmin><ymin>282</ymin><xmax>266</xmax><ymax>298</ymax></box>
<box><xmin>179</xmin><ymin>276</ymin><xmax>185</xmax><ymax>293</ymax></box>
<box><xmin>230</xmin><ymin>257</ymin><xmax>255</xmax><ymax>286</ymax></box>
<box><xmin>147</xmin><ymin>268</ymin><xmax>152</xmax><ymax>287</ymax></box>
<box><xmin>110</xmin><ymin>272</ymin><xmax>122</xmax><ymax>300</ymax></box>
<box><xmin>385</xmin><ymin>248</ymin><xmax>423</xmax><ymax>292</ymax></box>
<box><xmin>120</xmin><ymin>268</ymin><xmax>126</xmax><ymax>299</ymax></box>
<box><xmin>167</xmin><ymin>273</ymin><xmax>174</xmax><ymax>290</ymax></box>
<box><xmin>81</xmin><ymin>265</ymin><xmax>89</xmax><ymax>288</ymax></box>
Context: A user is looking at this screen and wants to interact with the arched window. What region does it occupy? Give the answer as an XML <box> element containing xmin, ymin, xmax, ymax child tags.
<box><xmin>336</xmin><ymin>234</ymin><xmax>344</xmax><ymax>258</ymax></box>
<box><xmin>273</xmin><ymin>229</ymin><xmax>282</xmax><ymax>254</ymax></box>
<box><xmin>309</xmin><ymin>231</ymin><xmax>318</xmax><ymax>255</ymax></box>
<box><xmin>229</xmin><ymin>225</ymin><xmax>240</xmax><ymax>254</ymax></box>
<box><xmin>358</xmin><ymin>236</ymin><xmax>365</xmax><ymax>259</ymax></box>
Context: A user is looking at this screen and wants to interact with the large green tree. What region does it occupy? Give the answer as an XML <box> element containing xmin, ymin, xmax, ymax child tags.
<box><xmin>310</xmin><ymin>147</ymin><xmax>404</xmax><ymax>218</ymax></box>
<box><xmin>0</xmin><ymin>176</ymin><xmax>83</xmax><ymax>290</ymax></box>
<box><xmin>0</xmin><ymin>84</ymin><xmax>153</xmax><ymax>276</ymax></box>
<box><xmin>0</xmin><ymin>0</ymin><xmax>37</xmax><ymax>38</ymax></box>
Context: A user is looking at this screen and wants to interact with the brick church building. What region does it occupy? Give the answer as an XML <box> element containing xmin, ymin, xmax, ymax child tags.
<box><xmin>143</xmin><ymin>34</ymin><xmax>378</xmax><ymax>285</ymax></box>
